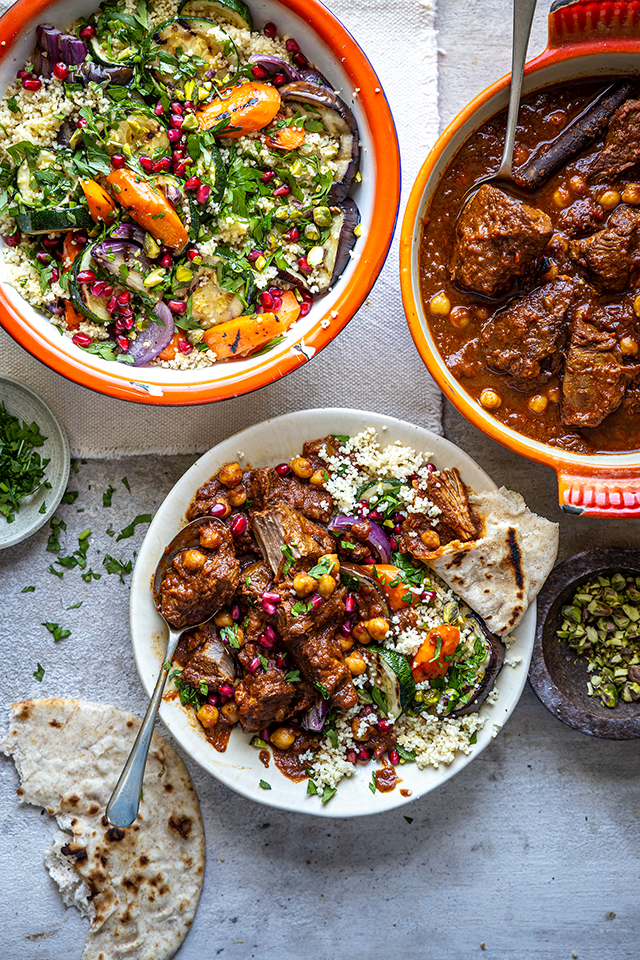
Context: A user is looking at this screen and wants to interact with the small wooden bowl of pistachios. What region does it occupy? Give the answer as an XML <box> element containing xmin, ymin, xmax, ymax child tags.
<box><xmin>529</xmin><ymin>548</ymin><xmax>640</xmax><ymax>739</ymax></box>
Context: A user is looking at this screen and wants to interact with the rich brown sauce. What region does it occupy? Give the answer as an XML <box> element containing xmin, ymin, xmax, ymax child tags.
<box><xmin>400</xmin><ymin>788</ymin><xmax>412</xmax><ymax>798</ymax></box>
<box><xmin>205</xmin><ymin>718</ymin><xmax>233</xmax><ymax>752</ymax></box>
<box><xmin>259</xmin><ymin>749</ymin><xmax>271</xmax><ymax>768</ymax></box>
<box><xmin>419</xmin><ymin>79</ymin><xmax>640</xmax><ymax>454</ymax></box>
<box><xmin>375</xmin><ymin>762</ymin><xmax>401</xmax><ymax>793</ymax></box>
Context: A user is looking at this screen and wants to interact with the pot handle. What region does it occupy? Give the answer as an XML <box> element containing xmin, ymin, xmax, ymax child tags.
<box><xmin>557</xmin><ymin>469</ymin><xmax>640</xmax><ymax>517</ymax></box>
<box><xmin>548</xmin><ymin>0</ymin><xmax>640</xmax><ymax>47</ymax></box>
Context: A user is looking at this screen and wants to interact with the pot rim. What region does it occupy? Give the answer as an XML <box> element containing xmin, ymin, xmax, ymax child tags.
<box><xmin>0</xmin><ymin>0</ymin><xmax>400</xmax><ymax>406</ymax></box>
<box><xmin>400</xmin><ymin>41</ymin><xmax>640</xmax><ymax>474</ymax></box>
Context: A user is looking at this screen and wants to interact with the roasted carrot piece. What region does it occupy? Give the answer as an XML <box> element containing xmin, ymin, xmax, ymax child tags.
<box><xmin>275</xmin><ymin>289</ymin><xmax>301</xmax><ymax>328</ymax></box>
<box><xmin>363</xmin><ymin>564</ymin><xmax>414</xmax><ymax>612</ymax></box>
<box><xmin>62</xmin><ymin>233</ymin><xmax>85</xmax><ymax>271</ymax></box>
<box><xmin>203</xmin><ymin>311</ymin><xmax>286</xmax><ymax>358</ymax></box>
<box><xmin>411</xmin><ymin>625</ymin><xmax>461</xmax><ymax>682</ymax></box>
<box><xmin>64</xmin><ymin>300</ymin><xmax>84</xmax><ymax>331</ymax></box>
<box><xmin>265</xmin><ymin>125</ymin><xmax>305</xmax><ymax>151</ymax></box>
<box><xmin>157</xmin><ymin>331</ymin><xmax>181</xmax><ymax>362</ymax></box>
<box><xmin>197</xmin><ymin>82</ymin><xmax>281</xmax><ymax>137</ymax></box>
<box><xmin>80</xmin><ymin>179</ymin><xmax>117</xmax><ymax>225</ymax></box>
<box><xmin>105</xmin><ymin>168</ymin><xmax>188</xmax><ymax>250</ymax></box>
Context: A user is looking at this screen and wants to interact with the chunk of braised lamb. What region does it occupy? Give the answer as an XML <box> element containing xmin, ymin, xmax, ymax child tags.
<box><xmin>396</xmin><ymin>513</ymin><xmax>442</xmax><ymax>563</ymax></box>
<box><xmin>252</xmin><ymin>502</ymin><xmax>335</xmax><ymax>576</ymax></box>
<box><xmin>569</xmin><ymin>205</ymin><xmax>640</xmax><ymax>291</ymax></box>
<box><xmin>302</xmin><ymin>435</ymin><xmax>345</xmax><ymax>470</ymax></box>
<box><xmin>235</xmin><ymin>661</ymin><xmax>297</xmax><ymax>732</ymax></box>
<box><xmin>588</xmin><ymin>98</ymin><xmax>640</xmax><ymax>183</ymax></box>
<box><xmin>245</xmin><ymin>467</ymin><xmax>333</xmax><ymax>523</ymax></box>
<box><xmin>239</xmin><ymin>559</ymin><xmax>273</xmax><ymax>604</ymax></box>
<box><xmin>160</xmin><ymin>522</ymin><xmax>239</xmax><ymax>629</ymax></box>
<box><xmin>480</xmin><ymin>278</ymin><xmax>577</xmax><ymax>390</ymax></box>
<box><xmin>179</xmin><ymin>623</ymin><xmax>235</xmax><ymax>689</ymax></box>
<box><xmin>186</xmin><ymin>475</ymin><xmax>228</xmax><ymax>519</ymax></box>
<box><xmin>284</xmin><ymin>625</ymin><xmax>357</xmax><ymax>710</ymax></box>
<box><xmin>354</xmin><ymin>582</ymin><xmax>387</xmax><ymax>622</ymax></box>
<box><xmin>561</xmin><ymin>305</ymin><xmax>640</xmax><ymax>426</ymax></box>
<box><xmin>242</xmin><ymin>608</ymin><xmax>273</xmax><ymax>645</ymax></box>
<box><xmin>556</xmin><ymin>198</ymin><xmax>605</xmax><ymax>237</ymax></box>
<box><xmin>411</xmin><ymin>469</ymin><xmax>479</xmax><ymax>547</ymax></box>
<box><xmin>448</xmin><ymin>184</ymin><xmax>553</xmax><ymax>297</ymax></box>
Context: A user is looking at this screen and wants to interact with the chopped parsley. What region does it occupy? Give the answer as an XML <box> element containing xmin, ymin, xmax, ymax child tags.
<box><xmin>404</xmin><ymin>816</ymin><xmax>414</xmax><ymax>824</ymax></box>
<box><xmin>103</xmin><ymin>485</ymin><xmax>115</xmax><ymax>507</ymax></box>
<box><xmin>102</xmin><ymin>554</ymin><xmax>132</xmax><ymax>582</ymax></box>
<box><xmin>281</xmin><ymin>543</ymin><xmax>296</xmax><ymax>577</ymax></box>
<box><xmin>42</xmin><ymin>621</ymin><xmax>71</xmax><ymax>642</ymax></box>
<box><xmin>285</xmin><ymin>670</ymin><xmax>300</xmax><ymax>683</ymax></box>
<box><xmin>469</xmin><ymin>730</ymin><xmax>478</xmax><ymax>745</ymax></box>
<box><xmin>259</xmin><ymin>779</ymin><xmax>271</xmax><ymax>790</ymax></box>
<box><xmin>0</xmin><ymin>402</ymin><xmax>49</xmax><ymax>522</ymax></box>
<box><xmin>47</xmin><ymin>517</ymin><xmax>66</xmax><ymax>552</ymax></box>
<box><xmin>369</xmin><ymin>772</ymin><xmax>377</xmax><ymax>795</ymax></box>
<box><xmin>220</xmin><ymin>624</ymin><xmax>240</xmax><ymax>649</ymax></box>
<box><xmin>21</xmin><ymin>586</ymin><xmax>35</xmax><ymax>593</ymax></box>
<box><xmin>313</xmin><ymin>681</ymin><xmax>330</xmax><ymax>700</ymax></box>
<box><xmin>33</xmin><ymin>663</ymin><xmax>45</xmax><ymax>682</ymax></box>
<box><xmin>308</xmin><ymin>556</ymin><xmax>337</xmax><ymax>579</ymax></box>
<box><xmin>257</xmin><ymin>652</ymin><xmax>268</xmax><ymax>671</ymax></box>
<box><xmin>291</xmin><ymin>599</ymin><xmax>313</xmax><ymax>617</ymax></box>
<box><xmin>61</xmin><ymin>490</ymin><xmax>79</xmax><ymax>504</ymax></box>
<box><xmin>121</xmin><ymin>476</ymin><xmax>131</xmax><ymax>492</ymax></box>
<box><xmin>116</xmin><ymin>513</ymin><xmax>152</xmax><ymax>541</ymax></box>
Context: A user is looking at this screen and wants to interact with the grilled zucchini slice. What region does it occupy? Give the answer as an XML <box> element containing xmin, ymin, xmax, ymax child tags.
<box><xmin>189</xmin><ymin>265</ymin><xmax>244</xmax><ymax>327</ymax></box>
<box><xmin>150</xmin><ymin>17</ymin><xmax>236</xmax><ymax>94</ymax></box>
<box><xmin>106</xmin><ymin>113</ymin><xmax>169</xmax><ymax>159</ymax></box>
<box><xmin>178</xmin><ymin>0</ymin><xmax>252</xmax><ymax>30</ymax></box>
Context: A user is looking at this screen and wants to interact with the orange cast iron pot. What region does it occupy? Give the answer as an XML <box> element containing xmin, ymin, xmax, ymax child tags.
<box><xmin>400</xmin><ymin>0</ymin><xmax>640</xmax><ymax>519</ymax></box>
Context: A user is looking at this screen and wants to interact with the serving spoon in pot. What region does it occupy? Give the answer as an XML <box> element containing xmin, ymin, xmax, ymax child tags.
<box><xmin>106</xmin><ymin>515</ymin><xmax>233</xmax><ymax>828</ymax></box>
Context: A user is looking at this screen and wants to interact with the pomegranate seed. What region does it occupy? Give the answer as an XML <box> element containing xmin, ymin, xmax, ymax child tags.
<box><xmin>168</xmin><ymin>299</ymin><xmax>186</xmax><ymax>314</ymax></box>
<box><xmin>292</xmin><ymin>52</ymin><xmax>308</xmax><ymax>68</ymax></box>
<box><xmin>102</xmin><ymin>285</ymin><xmax>113</xmax><ymax>297</ymax></box>
<box><xmin>139</xmin><ymin>156</ymin><xmax>153</xmax><ymax>172</ymax></box>
<box><xmin>265</xmin><ymin>625</ymin><xmax>277</xmax><ymax>643</ymax></box>
<box><xmin>268</xmin><ymin>286</ymin><xmax>282</xmax><ymax>296</ymax></box>
<box><xmin>369</xmin><ymin>509</ymin><xmax>382</xmax><ymax>521</ymax></box>
<box><xmin>110</xmin><ymin>153</ymin><xmax>126</xmax><ymax>169</ymax></box>
<box><xmin>90</xmin><ymin>280</ymin><xmax>106</xmax><ymax>297</ymax></box>
<box><xmin>173</xmin><ymin>161</ymin><xmax>187</xmax><ymax>177</ymax></box>
<box><xmin>284</xmin><ymin>226</ymin><xmax>299</xmax><ymax>242</ymax></box>
<box><xmin>252</xmin><ymin>64</ymin><xmax>268</xmax><ymax>80</ymax></box>
<box><xmin>231</xmin><ymin>604</ymin><xmax>241</xmax><ymax>621</ymax></box>
<box><xmin>260</xmin><ymin>171</ymin><xmax>275</xmax><ymax>183</ymax></box>
<box><xmin>247</xmin><ymin>249</ymin><xmax>263</xmax><ymax>263</ymax></box>
<box><xmin>184</xmin><ymin>100</ymin><xmax>195</xmax><ymax>111</ymax></box>
<box><xmin>300</xmin><ymin>288</ymin><xmax>313</xmax><ymax>301</ymax></box>
<box><xmin>377</xmin><ymin>719</ymin><xmax>393</xmax><ymax>732</ymax></box>
<box><xmin>76</xmin><ymin>118</ymin><xmax>88</xmax><ymax>129</ymax></box>
<box><xmin>185</xmin><ymin>175</ymin><xmax>201</xmax><ymax>191</ymax></box>
<box><xmin>309</xmin><ymin>595</ymin><xmax>323</xmax><ymax>611</ymax></box>
<box><xmin>346</xmin><ymin>748</ymin><xmax>358</xmax><ymax>765</ymax></box>
<box><xmin>72</xmin><ymin>332</ymin><xmax>92</xmax><ymax>347</ymax></box>
<box><xmin>122</xmin><ymin>315</ymin><xmax>135</xmax><ymax>330</ymax></box>
<box><xmin>36</xmin><ymin>250</ymin><xmax>51</xmax><ymax>264</ymax></box>
<box><xmin>262</xmin><ymin>591</ymin><xmax>281</xmax><ymax>604</ymax></box>
<box><xmin>299</xmin><ymin>301</ymin><xmax>311</xmax><ymax>317</ymax></box>
<box><xmin>196</xmin><ymin>184</ymin><xmax>211</xmax><ymax>204</ymax></box>
<box><xmin>358</xmin><ymin>748</ymin><xmax>371</xmax><ymax>762</ymax></box>
<box><xmin>231</xmin><ymin>514</ymin><xmax>248</xmax><ymax>537</ymax></box>
<box><xmin>207</xmin><ymin>692</ymin><xmax>220</xmax><ymax>705</ymax></box>
<box><xmin>51</xmin><ymin>266</ymin><xmax>59</xmax><ymax>282</ymax></box>
<box><xmin>117</xmin><ymin>290</ymin><xmax>130</xmax><ymax>306</ymax></box>
<box><xmin>273</xmin><ymin>184</ymin><xmax>290</xmax><ymax>197</ymax></box>
<box><xmin>183</xmin><ymin>156</ymin><xmax>194</xmax><ymax>166</ymax></box>
<box><xmin>171</xmin><ymin>102</ymin><xmax>183</xmax><ymax>115</ymax></box>
<box><xmin>167</xmin><ymin>128</ymin><xmax>181</xmax><ymax>143</ymax></box>
<box><xmin>119</xmin><ymin>306</ymin><xmax>134</xmax><ymax>321</ymax></box>
<box><xmin>178</xmin><ymin>339</ymin><xmax>193</xmax><ymax>354</ymax></box>
<box><xmin>218</xmin><ymin>682</ymin><xmax>234</xmax><ymax>698</ymax></box>
<box><xmin>298</xmin><ymin>256</ymin><xmax>312</xmax><ymax>273</ymax></box>
<box><xmin>74</xmin><ymin>232</ymin><xmax>88</xmax><ymax>246</ymax></box>
<box><xmin>340</xmin><ymin>621</ymin><xmax>352</xmax><ymax>635</ymax></box>
<box><xmin>172</xmin><ymin>148</ymin><xmax>184</xmax><ymax>163</ymax></box>
<box><xmin>106</xmin><ymin>295</ymin><xmax>117</xmax><ymax>314</ymax></box>
<box><xmin>79</xmin><ymin>24</ymin><xmax>96</xmax><ymax>38</ymax></box>
<box><xmin>421</xmin><ymin>590</ymin><xmax>436</xmax><ymax>603</ymax></box>
<box><xmin>345</xmin><ymin>593</ymin><xmax>356</xmax><ymax>614</ymax></box>
<box><xmin>3</xmin><ymin>231</ymin><xmax>20</xmax><ymax>247</ymax></box>
<box><xmin>22</xmin><ymin>78</ymin><xmax>42</xmax><ymax>91</ymax></box>
<box><xmin>159</xmin><ymin>254</ymin><xmax>173</xmax><ymax>269</ymax></box>
<box><xmin>170</xmin><ymin>115</ymin><xmax>184</xmax><ymax>130</ymax></box>
<box><xmin>275</xmin><ymin>462</ymin><xmax>290</xmax><ymax>477</ymax></box>
<box><xmin>261</xmin><ymin>599</ymin><xmax>277</xmax><ymax>616</ymax></box>
<box><xmin>187</xmin><ymin>248</ymin><xmax>202</xmax><ymax>262</ymax></box>
<box><xmin>53</xmin><ymin>62</ymin><xmax>69</xmax><ymax>80</ymax></box>
<box><xmin>209</xmin><ymin>503</ymin><xmax>227</xmax><ymax>518</ymax></box>
<box><xmin>42</xmin><ymin>237</ymin><xmax>60</xmax><ymax>249</ymax></box>
<box><xmin>153</xmin><ymin>157</ymin><xmax>172</xmax><ymax>173</ymax></box>
<box><xmin>261</xmin><ymin>729</ymin><xmax>271</xmax><ymax>742</ymax></box>
<box><xmin>263</xmin><ymin>21</ymin><xmax>277</xmax><ymax>37</ymax></box>
<box><xmin>17</xmin><ymin>69</ymin><xmax>30</xmax><ymax>80</ymax></box>
<box><xmin>116</xmin><ymin>335</ymin><xmax>129</xmax><ymax>351</ymax></box>
<box><xmin>76</xmin><ymin>269</ymin><xmax>96</xmax><ymax>284</ymax></box>
<box><xmin>247</xmin><ymin>657</ymin><xmax>262</xmax><ymax>674</ymax></box>
<box><xmin>272</xmin><ymin>72</ymin><xmax>286</xmax><ymax>87</ymax></box>
<box><xmin>276</xmin><ymin>652</ymin><xmax>287</xmax><ymax>668</ymax></box>
<box><xmin>260</xmin><ymin>291</ymin><xmax>274</xmax><ymax>310</ymax></box>
<box><xmin>388</xmin><ymin>749</ymin><xmax>400</xmax><ymax>766</ymax></box>
<box><xmin>285</xmin><ymin>38</ymin><xmax>300</xmax><ymax>52</ymax></box>
<box><xmin>273</xmin><ymin>295</ymin><xmax>282</xmax><ymax>311</ymax></box>
<box><xmin>114</xmin><ymin>318</ymin><xmax>126</xmax><ymax>333</ymax></box>
<box><xmin>259</xmin><ymin>631</ymin><xmax>276</xmax><ymax>649</ymax></box>
<box><xmin>154</xmin><ymin>101</ymin><xmax>164</xmax><ymax>116</ymax></box>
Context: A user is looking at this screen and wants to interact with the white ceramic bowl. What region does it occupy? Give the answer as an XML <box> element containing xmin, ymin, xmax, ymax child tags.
<box><xmin>130</xmin><ymin>408</ymin><xmax>536</xmax><ymax>816</ymax></box>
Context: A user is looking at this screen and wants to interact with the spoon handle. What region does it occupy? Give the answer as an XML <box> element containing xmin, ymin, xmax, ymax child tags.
<box><xmin>106</xmin><ymin>629</ymin><xmax>181</xmax><ymax>828</ymax></box>
<box><xmin>499</xmin><ymin>0</ymin><xmax>538</xmax><ymax>178</ymax></box>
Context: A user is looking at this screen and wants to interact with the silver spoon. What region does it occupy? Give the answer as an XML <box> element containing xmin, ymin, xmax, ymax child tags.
<box><xmin>106</xmin><ymin>515</ymin><xmax>228</xmax><ymax>828</ymax></box>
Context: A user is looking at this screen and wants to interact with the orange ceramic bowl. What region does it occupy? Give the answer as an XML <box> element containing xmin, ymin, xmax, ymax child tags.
<box><xmin>0</xmin><ymin>0</ymin><xmax>399</xmax><ymax>405</ymax></box>
<box><xmin>401</xmin><ymin>0</ymin><xmax>640</xmax><ymax>519</ymax></box>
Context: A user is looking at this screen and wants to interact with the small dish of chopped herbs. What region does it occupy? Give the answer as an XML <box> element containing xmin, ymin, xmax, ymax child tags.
<box><xmin>0</xmin><ymin>376</ymin><xmax>69</xmax><ymax>550</ymax></box>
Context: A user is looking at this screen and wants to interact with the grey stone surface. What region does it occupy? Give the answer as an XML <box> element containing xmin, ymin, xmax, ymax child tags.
<box><xmin>1</xmin><ymin>2</ymin><xmax>640</xmax><ymax>959</ymax></box>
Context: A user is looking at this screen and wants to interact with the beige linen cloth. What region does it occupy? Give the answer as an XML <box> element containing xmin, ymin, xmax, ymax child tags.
<box><xmin>0</xmin><ymin>0</ymin><xmax>441</xmax><ymax>457</ymax></box>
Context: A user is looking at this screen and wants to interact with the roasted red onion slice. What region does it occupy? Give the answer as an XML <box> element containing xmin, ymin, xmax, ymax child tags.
<box><xmin>34</xmin><ymin>25</ymin><xmax>87</xmax><ymax>75</ymax></box>
<box><xmin>329</xmin><ymin>514</ymin><xmax>391</xmax><ymax>564</ymax></box>
<box><xmin>91</xmin><ymin>239</ymin><xmax>150</xmax><ymax>293</ymax></box>
<box><xmin>127</xmin><ymin>301</ymin><xmax>175</xmax><ymax>366</ymax></box>
<box><xmin>248</xmin><ymin>54</ymin><xmax>302</xmax><ymax>83</ymax></box>
<box><xmin>301</xmin><ymin>699</ymin><xmax>329</xmax><ymax>732</ymax></box>
<box><xmin>108</xmin><ymin>222</ymin><xmax>147</xmax><ymax>245</ymax></box>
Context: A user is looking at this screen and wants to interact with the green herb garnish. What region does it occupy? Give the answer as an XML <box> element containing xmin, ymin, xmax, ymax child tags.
<box><xmin>0</xmin><ymin>403</ymin><xmax>49</xmax><ymax>521</ymax></box>
<box><xmin>42</xmin><ymin>621</ymin><xmax>71</xmax><ymax>642</ymax></box>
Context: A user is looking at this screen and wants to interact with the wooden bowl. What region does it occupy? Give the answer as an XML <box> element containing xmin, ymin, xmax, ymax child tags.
<box><xmin>529</xmin><ymin>548</ymin><xmax>640</xmax><ymax>739</ymax></box>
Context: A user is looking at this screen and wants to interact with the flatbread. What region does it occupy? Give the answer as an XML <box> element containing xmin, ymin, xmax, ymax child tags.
<box><xmin>427</xmin><ymin>487</ymin><xmax>559</xmax><ymax>635</ymax></box>
<box><xmin>1</xmin><ymin>699</ymin><xmax>204</xmax><ymax>960</ymax></box>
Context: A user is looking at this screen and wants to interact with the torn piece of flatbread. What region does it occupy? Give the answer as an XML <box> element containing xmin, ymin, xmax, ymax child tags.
<box><xmin>1</xmin><ymin>699</ymin><xmax>204</xmax><ymax>960</ymax></box>
<box><xmin>427</xmin><ymin>488</ymin><xmax>559</xmax><ymax>635</ymax></box>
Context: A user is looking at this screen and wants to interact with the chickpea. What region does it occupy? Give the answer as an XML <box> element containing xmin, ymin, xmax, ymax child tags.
<box><xmin>351</xmin><ymin>716</ymin><xmax>375</xmax><ymax>741</ymax></box>
<box><xmin>549</xmin><ymin>110</ymin><xmax>566</xmax><ymax>127</ymax></box>
<box><xmin>181</xmin><ymin>548</ymin><xmax>206</xmax><ymax>571</ymax></box>
<box><xmin>553</xmin><ymin>187</ymin><xmax>570</xmax><ymax>208</ymax></box>
<box><xmin>546</xmin><ymin>234</ymin><xmax>568</xmax><ymax>255</ymax></box>
<box><xmin>339</xmin><ymin>635</ymin><xmax>355</xmax><ymax>652</ymax></box>
<box><xmin>528</xmin><ymin>394</ymin><xmax>548</xmax><ymax>415</ymax></box>
<box><xmin>622</xmin><ymin>183</ymin><xmax>640</xmax><ymax>205</ymax></box>
<box><xmin>221</xmin><ymin>701</ymin><xmax>239</xmax><ymax>724</ymax></box>
<box><xmin>569</xmin><ymin>174</ymin><xmax>587</xmax><ymax>196</ymax></box>
<box><xmin>620</xmin><ymin>336</ymin><xmax>639</xmax><ymax>357</ymax></box>
<box><xmin>290</xmin><ymin>456</ymin><xmax>314</xmax><ymax>479</ymax></box>
<box><xmin>420</xmin><ymin>529</ymin><xmax>440</xmax><ymax>550</ymax></box>
<box><xmin>547</xmin><ymin>386</ymin><xmax>561</xmax><ymax>404</ymax></box>
<box><xmin>270</xmin><ymin>726</ymin><xmax>297</xmax><ymax>750</ymax></box>
<box><xmin>214</xmin><ymin>610</ymin><xmax>233</xmax><ymax>628</ymax></box>
<box><xmin>366</xmin><ymin>617</ymin><xmax>390</xmax><ymax>641</ymax></box>
<box><xmin>449</xmin><ymin>306</ymin><xmax>471</xmax><ymax>330</ymax></box>
<box><xmin>293</xmin><ymin>572</ymin><xmax>317</xmax><ymax>597</ymax></box>
<box><xmin>475</xmin><ymin>306</ymin><xmax>490</xmax><ymax>321</ymax></box>
<box><xmin>317</xmin><ymin>574</ymin><xmax>337</xmax><ymax>599</ymax></box>
<box><xmin>352</xmin><ymin>622</ymin><xmax>372</xmax><ymax>644</ymax></box>
<box><xmin>218</xmin><ymin>462</ymin><xmax>243</xmax><ymax>487</ymax></box>
<box><xmin>634</xmin><ymin>294</ymin><xmax>640</xmax><ymax>318</ymax></box>
<box><xmin>197</xmin><ymin>704</ymin><xmax>219</xmax><ymax>728</ymax></box>
<box><xmin>599</xmin><ymin>189</ymin><xmax>621</xmax><ymax>211</ymax></box>
<box><xmin>429</xmin><ymin>291</ymin><xmax>451</xmax><ymax>316</ymax></box>
<box><xmin>200</xmin><ymin>524</ymin><xmax>223</xmax><ymax>548</ymax></box>
<box><xmin>309</xmin><ymin>469</ymin><xmax>327</xmax><ymax>488</ymax></box>
<box><xmin>512</xmin><ymin>144</ymin><xmax>529</xmax><ymax>166</ymax></box>
<box><xmin>320</xmin><ymin>553</ymin><xmax>340</xmax><ymax>576</ymax></box>
<box><xmin>345</xmin><ymin>652</ymin><xmax>367</xmax><ymax>676</ymax></box>
<box><xmin>227</xmin><ymin>484</ymin><xmax>247</xmax><ymax>507</ymax></box>
<box><xmin>480</xmin><ymin>388</ymin><xmax>502</xmax><ymax>411</ymax></box>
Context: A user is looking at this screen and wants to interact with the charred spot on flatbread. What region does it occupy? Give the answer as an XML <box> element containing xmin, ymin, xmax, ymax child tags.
<box><xmin>168</xmin><ymin>815</ymin><xmax>192</xmax><ymax>839</ymax></box>
<box><xmin>105</xmin><ymin>826</ymin><xmax>125</xmax><ymax>842</ymax></box>
<box><xmin>61</xmin><ymin>843</ymin><xmax>88</xmax><ymax>861</ymax></box>
<box><xmin>506</xmin><ymin>527</ymin><xmax>524</xmax><ymax>593</ymax></box>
